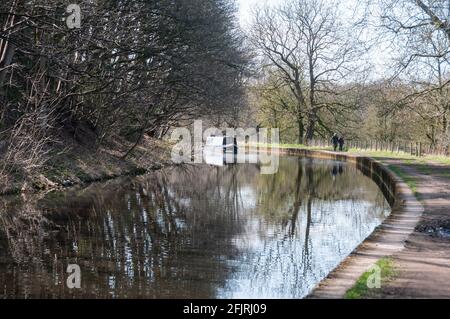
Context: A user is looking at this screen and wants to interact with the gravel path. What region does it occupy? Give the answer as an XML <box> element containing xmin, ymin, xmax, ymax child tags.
<box><xmin>372</xmin><ymin>160</ymin><xmax>450</xmax><ymax>298</ymax></box>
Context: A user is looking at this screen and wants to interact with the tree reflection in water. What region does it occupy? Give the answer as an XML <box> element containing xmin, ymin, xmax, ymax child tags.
<box><xmin>0</xmin><ymin>156</ymin><xmax>390</xmax><ymax>298</ymax></box>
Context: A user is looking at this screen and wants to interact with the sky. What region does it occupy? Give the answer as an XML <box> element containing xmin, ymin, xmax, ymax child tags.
<box><xmin>236</xmin><ymin>0</ymin><xmax>392</xmax><ymax>79</ymax></box>
<box><xmin>237</xmin><ymin>0</ymin><xmax>282</xmax><ymax>27</ymax></box>
<box><xmin>236</xmin><ymin>0</ymin><xmax>358</xmax><ymax>27</ymax></box>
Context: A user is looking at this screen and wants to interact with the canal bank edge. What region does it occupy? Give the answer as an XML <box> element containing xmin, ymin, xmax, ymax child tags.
<box><xmin>260</xmin><ymin>147</ymin><xmax>424</xmax><ymax>299</ymax></box>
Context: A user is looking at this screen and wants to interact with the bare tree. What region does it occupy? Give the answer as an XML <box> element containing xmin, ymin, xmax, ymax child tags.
<box><xmin>249</xmin><ymin>0</ymin><xmax>366</xmax><ymax>143</ymax></box>
<box><xmin>0</xmin><ymin>0</ymin><xmax>250</xmax><ymax>180</ymax></box>
<box><xmin>372</xmin><ymin>0</ymin><xmax>450</xmax><ymax>148</ymax></box>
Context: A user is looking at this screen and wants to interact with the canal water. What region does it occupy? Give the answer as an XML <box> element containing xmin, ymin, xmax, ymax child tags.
<box><xmin>0</xmin><ymin>156</ymin><xmax>390</xmax><ymax>298</ymax></box>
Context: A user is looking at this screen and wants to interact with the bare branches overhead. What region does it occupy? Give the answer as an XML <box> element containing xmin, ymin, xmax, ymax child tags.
<box><xmin>249</xmin><ymin>0</ymin><xmax>367</xmax><ymax>143</ymax></box>
<box><xmin>0</xmin><ymin>0</ymin><xmax>250</xmax><ymax>162</ymax></box>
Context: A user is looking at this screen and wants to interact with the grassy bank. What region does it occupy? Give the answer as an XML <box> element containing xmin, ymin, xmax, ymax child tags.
<box><xmin>0</xmin><ymin>136</ymin><xmax>171</xmax><ymax>196</ymax></box>
<box><xmin>346</xmin><ymin>148</ymin><xmax>450</xmax><ymax>166</ymax></box>
<box><xmin>387</xmin><ymin>165</ymin><xmax>418</xmax><ymax>195</ymax></box>
<box><xmin>258</xmin><ymin>143</ymin><xmax>450</xmax><ymax>165</ymax></box>
<box><xmin>259</xmin><ymin>143</ymin><xmax>450</xmax><ymax>180</ymax></box>
<box><xmin>345</xmin><ymin>258</ymin><xmax>397</xmax><ymax>299</ymax></box>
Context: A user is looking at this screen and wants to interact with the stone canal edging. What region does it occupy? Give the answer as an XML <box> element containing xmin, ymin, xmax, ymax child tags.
<box><xmin>261</xmin><ymin>147</ymin><xmax>424</xmax><ymax>298</ymax></box>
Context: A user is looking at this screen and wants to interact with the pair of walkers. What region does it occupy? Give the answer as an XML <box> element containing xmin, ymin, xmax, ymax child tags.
<box><xmin>331</xmin><ymin>133</ymin><xmax>345</xmax><ymax>152</ymax></box>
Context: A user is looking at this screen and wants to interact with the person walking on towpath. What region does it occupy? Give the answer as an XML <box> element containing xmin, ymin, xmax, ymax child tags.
<box><xmin>331</xmin><ymin>133</ymin><xmax>339</xmax><ymax>151</ymax></box>
<box><xmin>338</xmin><ymin>136</ymin><xmax>345</xmax><ymax>152</ymax></box>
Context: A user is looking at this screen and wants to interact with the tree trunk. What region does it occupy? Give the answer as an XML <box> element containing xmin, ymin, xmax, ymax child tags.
<box><xmin>443</xmin><ymin>113</ymin><xmax>447</xmax><ymax>136</ymax></box>
<box><xmin>298</xmin><ymin>118</ymin><xmax>304</xmax><ymax>145</ymax></box>
<box><xmin>305</xmin><ymin>110</ymin><xmax>317</xmax><ymax>143</ymax></box>
<box><xmin>0</xmin><ymin>0</ymin><xmax>18</xmax><ymax>90</ymax></box>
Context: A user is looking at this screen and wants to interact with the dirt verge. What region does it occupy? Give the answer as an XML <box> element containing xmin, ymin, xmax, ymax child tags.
<box><xmin>0</xmin><ymin>135</ymin><xmax>172</xmax><ymax>196</ymax></box>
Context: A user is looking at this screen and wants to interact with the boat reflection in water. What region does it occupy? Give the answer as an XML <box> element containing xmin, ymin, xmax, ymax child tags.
<box><xmin>0</xmin><ymin>156</ymin><xmax>390</xmax><ymax>298</ymax></box>
<box><xmin>203</xmin><ymin>151</ymin><xmax>259</xmax><ymax>167</ymax></box>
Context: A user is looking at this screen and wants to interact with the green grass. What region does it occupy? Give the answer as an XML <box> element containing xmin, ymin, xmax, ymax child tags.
<box><xmin>387</xmin><ymin>165</ymin><xmax>418</xmax><ymax>195</ymax></box>
<box><xmin>260</xmin><ymin>143</ymin><xmax>450</xmax><ymax>164</ymax></box>
<box><xmin>254</xmin><ymin>142</ymin><xmax>333</xmax><ymax>151</ymax></box>
<box><xmin>347</xmin><ymin>149</ymin><xmax>450</xmax><ymax>165</ymax></box>
<box><xmin>416</xmin><ymin>155</ymin><xmax>450</xmax><ymax>165</ymax></box>
<box><xmin>259</xmin><ymin>143</ymin><xmax>448</xmax><ymax>168</ymax></box>
<box><xmin>347</xmin><ymin>149</ymin><xmax>422</xmax><ymax>162</ymax></box>
<box><xmin>345</xmin><ymin>258</ymin><xmax>397</xmax><ymax>299</ymax></box>
<box><xmin>257</xmin><ymin>143</ymin><xmax>450</xmax><ymax>166</ymax></box>
<box><xmin>256</xmin><ymin>142</ymin><xmax>450</xmax><ymax>184</ymax></box>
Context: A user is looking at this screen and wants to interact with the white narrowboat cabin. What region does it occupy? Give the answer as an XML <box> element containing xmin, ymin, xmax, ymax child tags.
<box><xmin>204</xmin><ymin>136</ymin><xmax>238</xmax><ymax>154</ymax></box>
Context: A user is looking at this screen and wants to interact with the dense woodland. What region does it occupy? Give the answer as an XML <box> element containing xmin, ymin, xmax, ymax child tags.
<box><xmin>0</xmin><ymin>0</ymin><xmax>249</xmax><ymax>188</ymax></box>
<box><xmin>1</xmin><ymin>0</ymin><xmax>450</xmax><ymax>188</ymax></box>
